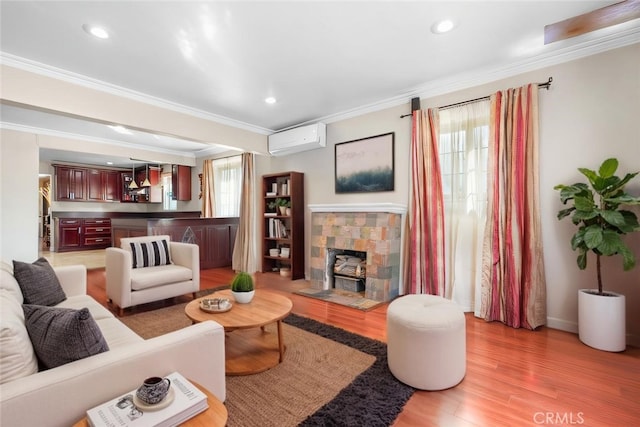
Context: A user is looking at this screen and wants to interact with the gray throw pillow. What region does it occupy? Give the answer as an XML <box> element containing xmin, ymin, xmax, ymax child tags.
<box><xmin>22</xmin><ymin>304</ymin><xmax>109</xmax><ymax>370</ymax></box>
<box><xmin>13</xmin><ymin>258</ymin><xmax>67</xmax><ymax>306</ymax></box>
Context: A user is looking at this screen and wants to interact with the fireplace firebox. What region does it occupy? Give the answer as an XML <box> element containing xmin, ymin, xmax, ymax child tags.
<box><xmin>327</xmin><ymin>249</ymin><xmax>366</xmax><ymax>293</ymax></box>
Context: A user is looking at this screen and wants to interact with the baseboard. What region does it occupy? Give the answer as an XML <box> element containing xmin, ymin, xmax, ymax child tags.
<box><xmin>547</xmin><ymin>317</ymin><xmax>640</xmax><ymax>349</ymax></box>
<box><xmin>546</xmin><ymin>317</ymin><xmax>578</xmax><ymax>334</ymax></box>
<box><xmin>626</xmin><ymin>332</ymin><xmax>640</xmax><ymax>348</ymax></box>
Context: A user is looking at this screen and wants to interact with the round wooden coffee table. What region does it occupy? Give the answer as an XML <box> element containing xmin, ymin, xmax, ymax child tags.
<box><xmin>185</xmin><ymin>289</ymin><xmax>293</xmax><ymax>376</ymax></box>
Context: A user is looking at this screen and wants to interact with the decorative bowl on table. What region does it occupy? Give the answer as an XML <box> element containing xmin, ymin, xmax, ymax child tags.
<box><xmin>199</xmin><ymin>298</ymin><xmax>232</xmax><ymax>313</ymax></box>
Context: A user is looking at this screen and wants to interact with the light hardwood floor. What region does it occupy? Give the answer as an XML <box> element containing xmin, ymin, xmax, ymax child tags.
<box><xmin>54</xmin><ymin>250</ymin><xmax>640</xmax><ymax>426</ymax></box>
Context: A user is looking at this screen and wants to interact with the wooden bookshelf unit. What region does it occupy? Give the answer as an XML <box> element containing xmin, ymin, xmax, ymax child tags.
<box><xmin>261</xmin><ymin>172</ymin><xmax>304</xmax><ymax>280</ymax></box>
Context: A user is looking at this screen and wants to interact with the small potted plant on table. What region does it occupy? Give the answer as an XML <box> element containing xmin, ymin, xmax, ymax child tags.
<box><xmin>231</xmin><ymin>271</ymin><xmax>255</xmax><ymax>304</ymax></box>
<box><xmin>555</xmin><ymin>158</ymin><xmax>640</xmax><ymax>351</ymax></box>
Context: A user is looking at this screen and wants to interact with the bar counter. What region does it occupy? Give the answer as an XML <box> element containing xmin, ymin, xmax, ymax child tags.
<box><xmin>52</xmin><ymin>212</ymin><xmax>238</xmax><ymax>269</ymax></box>
<box><xmin>112</xmin><ymin>216</ymin><xmax>239</xmax><ymax>269</ymax></box>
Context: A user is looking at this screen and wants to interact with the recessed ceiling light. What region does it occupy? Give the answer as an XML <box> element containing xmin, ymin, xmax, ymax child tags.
<box><xmin>106</xmin><ymin>161</ymin><xmax>113</xmax><ymax>165</ymax></box>
<box><xmin>265</xmin><ymin>97</ymin><xmax>277</xmax><ymax>105</ymax></box>
<box><xmin>108</xmin><ymin>125</ymin><xmax>132</xmax><ymax>135</ymax></box>
<box><xmin>82</xmin><ymin>24</ymin><xmax>109</xmax><ymax>39</ymax></box>
<box><xmin>431</xmin><ymin>19</ymin><xmax>455</xmax><ymax>34</ymax></box>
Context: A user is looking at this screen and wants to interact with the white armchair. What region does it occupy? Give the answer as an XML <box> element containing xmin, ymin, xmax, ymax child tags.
<box><xmin>106</xmin><ymin>235</ymin><xmax>200</xmax><ymax>316</ymax></box>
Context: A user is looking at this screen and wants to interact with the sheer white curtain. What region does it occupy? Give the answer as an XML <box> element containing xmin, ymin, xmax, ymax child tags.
<box><xmin>438</xmin><ymin>100</ymin><xmax>490</xmax><ymax>313</ymax></box>
<box><xmin>212</xmin><ymin>156</ymin><xmax>242</xmax><ymax>217</ymax></box>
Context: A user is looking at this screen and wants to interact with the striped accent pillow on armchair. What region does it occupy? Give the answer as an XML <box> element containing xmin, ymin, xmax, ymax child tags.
<box><xmin>130</xmin><ymin>240</ymin><xmax>172</xmax><ymax>268</ymax></box>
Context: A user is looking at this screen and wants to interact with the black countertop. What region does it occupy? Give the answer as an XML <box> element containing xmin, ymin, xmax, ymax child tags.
<box><xmin>52</xmin><ymin>211</ymin><xmax>202</xmax><ymax>219</ymax></box>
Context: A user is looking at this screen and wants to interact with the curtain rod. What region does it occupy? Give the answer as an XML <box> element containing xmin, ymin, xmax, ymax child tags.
<box><xmin>400</xmin><ymin>77</ymin><xmax>553</xmax><ymax>118</ymax></box>
<box><xmin>205</xmin><ymin>153</ymin><xmax>243</xmax><ymax>161</ymax></box>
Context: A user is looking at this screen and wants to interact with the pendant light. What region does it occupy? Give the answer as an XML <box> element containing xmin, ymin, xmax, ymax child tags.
<box><xmin>141</xmin><ymin>163</ymin><xmax>151</xmax><ymax>187</ymax></box>
<box><xmin>128</xmin><ymin>162</ymin><xmax>138</xmax><ymax>189</ymax></box>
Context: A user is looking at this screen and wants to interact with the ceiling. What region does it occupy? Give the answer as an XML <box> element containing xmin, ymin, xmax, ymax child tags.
<box><xmin>1</xmin><ymin>1</ymin><xmax>639</xmax><ymax>168</ymax></box>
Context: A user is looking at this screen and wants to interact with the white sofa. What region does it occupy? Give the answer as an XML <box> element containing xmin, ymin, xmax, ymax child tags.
<box><xmin>0</xmin><ymin>262</ymin><xmax>225</xmax><ymax>427</ymax></box>
<box><xmin>106</xmin><ymin>235</ymin><xmax>200</xmax><ymax>316</ymax></box>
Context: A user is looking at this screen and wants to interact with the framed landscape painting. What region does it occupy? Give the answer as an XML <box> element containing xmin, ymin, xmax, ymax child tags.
<box><xmin>335</xmin><ymin>132</ymin><xmax>394</xmax><ymax>193</ymax></box>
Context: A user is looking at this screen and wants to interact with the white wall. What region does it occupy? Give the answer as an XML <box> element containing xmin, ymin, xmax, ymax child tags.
<box><xmin>260</xmin><ymin>43</ymin><xmax>640</xmax><ymax>343</ymax></box>
<box><xmin>1</xmin><ymin>130</ymin><xmax>39</xmax><ymax>262</ymax></box>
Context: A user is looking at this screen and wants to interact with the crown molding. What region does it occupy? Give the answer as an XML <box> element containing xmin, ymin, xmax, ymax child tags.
<box><xmin>0</xmin><ymin>121</ymin><xmax>198</xmax><ymax>159</ymax></box>
<box><xmin>314</xmin><ymin>25</ymin><xmax>640</xmax><ymax>126</ymax></box>
<box><xmin>0</xmin><ymin>53</ymin><xmax>273</xmax><ymax>135</ymax></box>
<box><xmin>193</xmin><ymin>144</ymin><xmax>243</xmax><ymax>158</ymax></box>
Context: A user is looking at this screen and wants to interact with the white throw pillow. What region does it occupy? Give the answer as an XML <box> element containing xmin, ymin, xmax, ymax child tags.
<box><xmin>0</xmin><ymin>289</ymin><xmax>38</xmax><ymax>383</ymax></box>
<box><xmin>0</xmin><ymin>261</ymin><xmax>23</xmax><ymax>304</ymax></box>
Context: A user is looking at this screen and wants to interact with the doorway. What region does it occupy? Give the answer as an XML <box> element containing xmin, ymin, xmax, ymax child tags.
<box><xmin>38</xmin><ymin>174</ymin><xmax>51</xmax><ymax>251</ymax></box>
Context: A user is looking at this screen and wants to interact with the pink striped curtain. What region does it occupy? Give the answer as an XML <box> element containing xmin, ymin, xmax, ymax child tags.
<box><xmin>409</xmin><ymin>109</ymin><xmax>446</xmax><ymax>295</ymax></box>
<box><xmin>480</xmin><ymin>84</ymin><xmax>547</xmax><ymax>329</ymax></box>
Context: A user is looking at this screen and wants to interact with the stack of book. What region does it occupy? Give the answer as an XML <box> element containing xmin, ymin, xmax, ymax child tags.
<box><xmin>268</xmin><ymin>218</ymin><xmax>287</xmax><ymax>238</ymax></box>
<box><xmin>281</xmin><ymin>179</ymin><xmax>291</xmax><ymax>196</ymax></box>
<box><xmin>86</xmin><ymin>372</ymin><xmax>208</xmax><ymax>427</ymax></box>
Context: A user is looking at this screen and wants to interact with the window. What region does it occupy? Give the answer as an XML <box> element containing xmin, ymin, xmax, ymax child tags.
<box><xmin>213</xmin><ymin>155</ymin><xmax>242</xmax><ymax>217</ymax></box>
<box><xmin>438</xmin><ymin>103</ymin><xmax>490</xmax><ymax>216</ymax></box>
<box><xmin>162</xmin><ymin>174</ymin><xmax>177</xmax><ymax>211</ymax></box>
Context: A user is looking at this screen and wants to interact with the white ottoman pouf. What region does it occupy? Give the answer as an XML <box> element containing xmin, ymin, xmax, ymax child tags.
<box><xmin>387</xmin><ymin>294</ymin><xmax>466</xmax><ymax>390</ymax></box>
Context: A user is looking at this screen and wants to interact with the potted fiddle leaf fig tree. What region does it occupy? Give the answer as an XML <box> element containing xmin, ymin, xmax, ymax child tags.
<box><xmin>231</xmin><ymin>271</ymin><xmax>255</xmax><ymax>303</ymax></box>
<box><xmin>555</xmin><ymin>157</ymin><xmax>640</xmax><ymax>352</ymax></box>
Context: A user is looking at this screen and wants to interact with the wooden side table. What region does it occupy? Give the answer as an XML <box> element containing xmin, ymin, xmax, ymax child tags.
<box><xmin>73</xmin><ymin>381</ymin><xmax>227</xmax><ymax>427</ymax></box>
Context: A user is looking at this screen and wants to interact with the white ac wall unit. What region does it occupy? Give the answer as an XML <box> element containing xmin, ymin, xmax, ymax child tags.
<box><xmin>268</xmin><ymin>122</ymin><xmax>326</xmax><ymax>156</ymax></box>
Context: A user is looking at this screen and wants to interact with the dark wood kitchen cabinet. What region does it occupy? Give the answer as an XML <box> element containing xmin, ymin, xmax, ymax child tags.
<box><xmin>82</xmin><ymin>218</ymin><xmax>112</xmax><ymax>247</ymax></box>
<box><xmin>55</xmin><ymin>218</ymin><xmax>112</xmax><ymax>252</ymax></box>
<box><xmin>57</xmin><ymin>218</ymin><xmax>83</xmax><ymax>250</ymax></box>
<box><xmin>171</xmin><ymin>165</ymin><xmax>192</xmax><ymax>201</ymax></box>
<box><xmin>55</xmin><ymin>166</ymin><xmax>86</xmax><ymax>201</ymax></box>
<box><xmin>87</xmin><ymin>169</ymin><xmax>120</xmax><ymax>202</ymax></box>
<box><xmin>55</xmin><ymin>165</ymin><xmax>121</xmax><ymax>202</ymax></box>
<box><xmin>103</xmin><ymin>171</ymin><xmax>121</xmax><ymax>201</ymax></box>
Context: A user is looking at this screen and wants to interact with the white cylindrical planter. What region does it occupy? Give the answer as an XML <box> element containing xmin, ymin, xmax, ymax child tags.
<box><xmin>578</xmin><ymin>289</ymin><xmax>626</xmax><ymax>352</ymax></box>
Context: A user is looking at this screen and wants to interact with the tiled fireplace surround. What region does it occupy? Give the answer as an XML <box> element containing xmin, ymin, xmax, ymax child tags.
<box><xmin>309</xmin><ymin>204</ymin><xmax>406</xmax><ymax>302</ymax></box>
